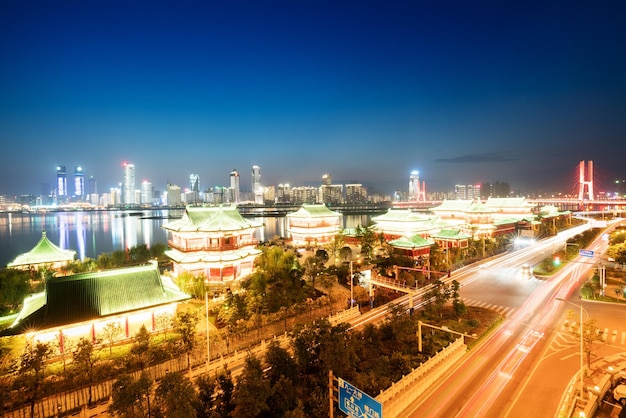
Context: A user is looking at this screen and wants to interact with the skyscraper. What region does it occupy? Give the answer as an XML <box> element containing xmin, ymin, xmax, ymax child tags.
<box><xmin>141</xmin><ymin>180</ymin><xmax>153</xmax><ymax>205</ymax></box>
<box><xmin>252</xmin><ymin>165</ymin><xmax>263</xmax><ymax>205</ymax></box>
<box><xmin>122</xmin><ymin>162</ymin><xmax>136</xmax><ymax>205</ymax></box>
<box><xmin>189</xmin><ymin>173</ymin><xmax>200</xmax><ymax>204</ymax></box>
<box><xmin>230</xmin><ymin>169</ymin><xmax>240</xmax><ymax>204</ymax></box>
<box><xmin>322</xmin><ymin>173</ymin><xmax>332</xmax><ymax>186</ymax></box>
<box><xmin>56</xmin><ymin>165</ymin><xmax>67</xmax><ymax>203</ymax></box>
<box><xmin>408</xmin><ymin>170</ymin><xmax>426</xmax><ymax>201</ymax></box>
<box><xmin>74</xmin><ymin>166</ymin><xmax>84</xmax><ymax>200</ymax></box>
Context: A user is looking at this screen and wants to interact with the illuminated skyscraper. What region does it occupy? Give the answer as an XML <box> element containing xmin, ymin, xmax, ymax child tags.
<box><xmin>189</xmin><ymin>173</ymin><xmax>200</xmax><ymax>204</ymax></box>
<box><xmin>74</xmin><ymin>166</ymin><xmax>84</xmax><ymax>200</ymax></box>
<box><xmin>141</xmin><ymin>180</ymin><xmax>153</xmax><ymax>205</ymax></box>
<box><xmin>408</xmin><ymin>170</ymin><xmax>426</xmax><ymax>201</ymax></box>
<box><xmin>252</xmin><ymin>165</ymin><xmax>263</xmax><ymax>204</ymax></box>
<box><xmin>230</xmin><ymin>169</ymin><xmax>240</xmax><ymax>203</ymax></box>
<box><xmin>56</xmin><ymin>165</ymin><xmax>67</xmax><ymax>203</ymax></box>
<box><xmin>122</xmin><ymin>162</ymin><xmax>136</xmax><ymax>205</ymax></box>
<box><xmin>322</xmin><ymin>173</ymin><xmax>332</xmax><ymax>186</ymax></box>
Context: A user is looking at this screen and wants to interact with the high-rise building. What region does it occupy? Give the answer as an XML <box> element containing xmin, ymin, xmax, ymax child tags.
<box><xmin>122</xmin><ymin>162</ymin><xmax>136</xmax><ymax>205</ymax></box>
<box><xmin>230</xmin><ymin>169</ymin><xmax>240</xmax><ymax>204</ymax></box>
<box><xmin>345</xmin><ymin>184</ymin><xmax>367</xmax><ymax>204</ymax></box>
<box><xmin>141</xmin><ymin>180</ymin><xmax>153</xmax><ymax>205</ymax></box>
<box><xmin>408</xmin><ymin>170</ymin><xmax>426</xmax><ymax>201</ymax></box>
<box><xmin>320</xmin><ymin>184</ymin><xmax>342</xmax><ymax>205</ymax></box>
<box><xmin>322</xmin><ymin>173</ymin><xmax>332</xmax><ymax>186</ymax></box>
<box><xmin>166</xmin><ymin>183</ymin><xmax>182</xmax><ymax>206</ymax></box>
<box><xmin>56</xmin><ymin>165</ymin><xmax>67</xmax><ymax>202</ymax></box>
<box><xmin>74</xmin><ymin>166</ymin><xmax>84</xmax><ymax>200</ymax></box>
<box><xmin>277</xmin><ymin>183</ymin><xmax>291</xmax><ymax>203</ymax></box>
<box><xmin>252</xmin><ymin>165</ymin><xmax>263</xmax><ymax>205</ymax></box>
<box><xmin>87</xmin><ymin>176</ymin><xmax>97</xmax><ymax>198</ymax></box>
<box><xmin>189</xmin><ymin>173</ymin><xmax>200</xmax><ymax>204</ymax></box>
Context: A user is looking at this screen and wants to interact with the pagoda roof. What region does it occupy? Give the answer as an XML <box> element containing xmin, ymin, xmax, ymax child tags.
<box><xmin>466</xmin><ymin>202</ymin><xmax>494</xmax><ymax>213</ymax></box>
<box><xmin>7</xmin><ymin>231</ymin><xmax>76</xmax><ymax>268</ymax></box>
<box><xmin>484</xmin><ymin>197</ymin><xmax>535</xmax><ymax>209</ymax></box>
<box><xmin>162</xmin><ymin>205</ymin><xmax>262</xmax><ymax>233</ymax></box>
<box><xmin>429</xmin><ymin>200</ymin><xmax>475</xmax><ymax>212</ymax></box>
<box><xmin>430</xmin><ymin>229</ymin><xmax>472</xmax><ymax>240</ymax></box>
<box><xmin>286</xmin><ymin>204</ymin><xmax>342</xmax><ymax>218</ymax></box>
<box><xmin>371</xmin><ymin>209</ymin><xmax>437</xmax><ymax>223</ymax></box>
<box><xmin>165</xmin><ymin>247</ymin><xmax>262</xmax><ymax>263</ymax></box>
<box><xmin>2</xmin><ymin>262</ymin><xmax>190</xmax><ymax>335</ymax></box>
<box><xmin>388</xmin><ymin>235</ymin><xmax>435</xmax><ymax>249</ymax></box>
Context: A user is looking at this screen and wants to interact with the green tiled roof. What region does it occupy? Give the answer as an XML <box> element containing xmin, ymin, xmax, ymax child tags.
<box><xmin>388</xmin><ymin>235</ymin><xmax>435</xmax><ymax>249</ymax></box>
<box><xmin>7</xmin><ymin>231</ymin><xmax>76</xmax><ymax>267</ymax></box>
<box><xmin>431</xmin><ymin>229</ymin><xmax>471</xmax><ymax>240</ymax></box>
<box><xmin>484</xmin><ymin>197</ymin><xmax>534</xmax><ymax>209</ymax></box>
<box><xmin>163</xmin><ymin>205</ymin><xmax>262</xmax><ymax>232</ymax></box>
<box><xmin>466</xmin><ymin>202</ymin><xmax>493</xmax><ymax>213</ymax></box>
<box><xmin>430</xmin><ymin>200</ymin><xmax>475</xmax><ymax>212</ymax></box>
<box><xmin>371</xmin><ymin>209</ymin><xmax>436</xmax><ymax>223</ymax></box>
<box><xmin>287</xmin><ymin>204</ymin><xmax>342</xmax><ymax>218</ymax></box>
<box><xmin>2</xmin><ymin>262</ymin><xmax>190</xmax><ymax>335</ymax></box>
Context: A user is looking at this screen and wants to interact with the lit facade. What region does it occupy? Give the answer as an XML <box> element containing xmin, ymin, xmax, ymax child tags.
<box><xmin>141</xmin><ymin>180</ymin><xmax>153</xmax><ymax>205</ymax></box>
<box><xmin>286</xmin><ymin>204</ymin><xmax>343</xmax><ymax>247</ymax></box>
<box><xmin>252</xmin><ymin>165</ymin><xmax>263</xmax><ymax>204</ymax></box>
<box><xmin>320</xmin><ymin>184</ymin><xmax>343</xmax><ymax>204</ymax></box>
<box><xmin>56</xmin><ymin>165</ymin><xmax>67</xmax><ymax>202</ymax></box>
<box><xmin>230</xmin><ymin>169</ymin><xmax>240</xmax><ymax>203</ymax></box>
<box><xmin>122</xmin><ymin>162</ymin><xmax>136</xmax><ymax>205</ymax></box>
<box><xmin>162</xmin><ymin>205</ymin><xmax>262</xmax><ymax>287</ymax></box>
<box><xmin>73</xmin><ymin>166</ymin><xmax>84</xmax><ymax>199</ymax></box>
<box><xmin>7</xmin><ymin>231</ymin><xmax>77</xmax><ymax>271</ymax></box>
<box><xmin>345</xmin><ymin>184</ymin><xmax>367</xmax><ymax>204</ymax></box>
<box><xmin>371</xmin><ymin>209</ymin><xmax>444</xmax><ymax>240</ymax></box>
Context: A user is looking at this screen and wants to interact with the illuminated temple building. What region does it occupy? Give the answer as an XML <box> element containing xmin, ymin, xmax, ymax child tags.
<box><xmin>1</xmin><ymin>261</ymin><xmax>190</xmax><ymax>345</ymax></box>
<box><xmin>6</xmin><ymin>231</ymin><xmax>76</xmax><ymax>271</ymax></box>
<box><xmin>286</xmin><ymin>204</ymin><xmax>343</xmax><ymax>247</ymax></box>
<box><xmin>162</xmin><ymin>205</ymin><xmax>262</xmax><ymax>288</ymax></box>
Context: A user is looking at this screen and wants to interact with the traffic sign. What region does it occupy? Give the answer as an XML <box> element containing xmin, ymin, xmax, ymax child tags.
<box><xmin>338</xmin><ymin>378</ymin><xmax>382</xmax><ymax>418</ymax></box>
<box><xmin>579</xmin><ymin>249</ymin><xmax>594</xmax><ymax>258</ymax></box>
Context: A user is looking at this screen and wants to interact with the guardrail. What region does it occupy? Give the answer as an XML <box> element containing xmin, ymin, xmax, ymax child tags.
<box><xmin>376</xmin><ymin>337</ymin><xmax>467</xmax><ymax>418</ymax></box>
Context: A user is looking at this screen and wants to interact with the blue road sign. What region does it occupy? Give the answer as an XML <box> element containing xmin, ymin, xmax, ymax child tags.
<box><xmin>579</xmin><ymin>249</ymin><xmax>594</xmax><ymax>258</ymax></box>
<box><xmin>338</xmin><ymin>378</ymin><xmax>382</xmax><ymax>418</ymax></box>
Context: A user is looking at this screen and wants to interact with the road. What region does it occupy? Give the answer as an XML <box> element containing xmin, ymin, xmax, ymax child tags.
<box><xmin>401</xmin><ymin>220</ymin><xmax>626</xmax><ymax>417</ymax></box>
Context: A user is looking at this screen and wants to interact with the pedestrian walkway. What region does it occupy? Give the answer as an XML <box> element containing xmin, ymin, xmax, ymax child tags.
<box><xmin>461</xmin><ymin>297</ymin><xmax>516</xmax><ymax>317</ymax></box>
<box><xmin>561</xmin><ymin>320</ymin><xmax>626</xmax><ymax>346</ymax></box>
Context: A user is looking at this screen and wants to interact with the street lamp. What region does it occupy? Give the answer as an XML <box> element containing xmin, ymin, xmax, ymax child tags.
<box><xmin>556</xmin><ymin>297</ymin><xmax>586</xmax><ymax>400</ymax></box>
<box><xmin>349</xmin><ymin>256</ymin><xmax>361</xmax><ymax>308</ymax></box>
<box><xmin>204</xmin><ymin>278</ymin><xmax>210</xmax><ymax>370</ymax></box>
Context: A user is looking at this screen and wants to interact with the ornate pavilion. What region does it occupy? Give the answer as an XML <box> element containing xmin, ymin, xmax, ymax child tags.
<box><xmin>1</xmin><ymin>261</ymin><xmax>191</xmax><ymax>347</ymax></box>
<box><xmin>286</xmin><ymin>204</ymin><xmax>343</xmax><ymax>247</ymax></box>
<box><xmin>6</xmin><ymin>230</ymin><xmax>76</xmax><ymax>271</ymax></box>
<box><xmin>162</xmin><ymin>205</ymin><xmax>263</xmax><ymax>287</ymax></box>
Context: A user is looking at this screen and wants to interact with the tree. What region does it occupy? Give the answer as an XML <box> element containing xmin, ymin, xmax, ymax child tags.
<box><xmin>102</xmin><ymin>321</ymin><xmax>124</xmax><ymax>355</ymax></box>
<box><xmin>355</xmin><ymin>225</ymin><xmax>377</xmax><ymax>260</ymax></box>
<box><xmin>109</xmin><ymin>371</ymin><xmax>153</xmax><ymax>418</ymax></box>
<box><xmin>174</xmin><ymin>311</ymin><xmax>198</xmax><ymax>374</ymax></box>
<box><xmin>17</xmin><ymin>341</ymin><xmax>52</xmax><ymax>418</ymax></box>
<box><xmin>232</xmin><ymin>356</ymin><xmax>271</xmax><ymax>418</ymax></box>
<box><xmin>130</xmin><ymin>325</ymin><xmax>151</xmax><ymax>369</ymax></box>
<box><xmin>154</xmin><ymin>372</ymin><xmax>198</xmax><ymax>418</ymax></box>
<box><xmin>0</xmin><ymin>268</ymin><xmax>31</xmax><ymax>315</ymax></box>
<box><xmin>324</xmin><ymin>231</ymin><xmax>346</xmax><ymax>265</ymax></box>
<box><xmin>155</xmin><ymin>312</ymin><xmax>173</xmax><ymax>341</ymax></box>
<box><xmin>304</xmin><ymin>255</ymin><xmax>324</xmax><ymax>289</ymax></box>
<box><xmin>565</xmin><ymin>309</ymin><xmax>604</xmax><ymax>368</ymax></box>
<box><xmin>72</xmin><ymin>338</ymin><xmax>98</xmax><ymax>404</ymax></box>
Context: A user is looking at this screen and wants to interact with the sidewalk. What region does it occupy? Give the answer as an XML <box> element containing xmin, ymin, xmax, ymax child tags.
<box><xmin>572</xmin><ymin>352</ymin><xmax>626</xmax><ymax>418</ymax></box>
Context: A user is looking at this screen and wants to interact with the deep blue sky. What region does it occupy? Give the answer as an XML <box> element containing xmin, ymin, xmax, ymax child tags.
<box><xmin>1</xmin><ymin>1</ymin><xmax>625</xmax><ymax>197</ymax></box>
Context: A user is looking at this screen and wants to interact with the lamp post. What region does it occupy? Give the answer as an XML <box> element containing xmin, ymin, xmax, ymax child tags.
<box><xmin>204</xmin><ymin>278</ymin><xmax>210</xmax><ymax>370</ymax></box>
<box><xmin>556</xmin><ymin>297</ymin><xmax>585</xmax><ymax>400</ymax></box>
<box><xmin>349</xmin><ymin>257</ymin><xmax>361</xmax><ymax>308</ymax></box>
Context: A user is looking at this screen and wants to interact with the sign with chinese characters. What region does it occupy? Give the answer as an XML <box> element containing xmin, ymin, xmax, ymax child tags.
<box><xmin>338</xmin><ymin>377</ymin><xmax>382</xmax><ymax>418</ymax></box>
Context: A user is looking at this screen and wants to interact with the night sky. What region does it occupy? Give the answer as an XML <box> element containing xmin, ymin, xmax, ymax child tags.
<box><xmin>1</xmin><ymin>1</ymin><xmax>625</xmax><ymax>197</ymax></box>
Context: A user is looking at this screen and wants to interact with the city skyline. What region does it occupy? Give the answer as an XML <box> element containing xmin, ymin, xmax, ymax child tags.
<box><xmin>1</xmin><ymin>2</ymin><xmax>625</xmax><ymax>196</ymax></box>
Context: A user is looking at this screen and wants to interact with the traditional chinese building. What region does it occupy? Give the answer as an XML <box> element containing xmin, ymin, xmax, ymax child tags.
<box><xmin>162</xmin><ymin>205</ymin><xmax>262</xmax><ymax>287</ymax></box>
<box><xmin>6</xmin><ymin>230</ymin><xmax>76</xmax><ymax>271</ymax></box>
<box><xmin>387</xmin><ymin>234</ymin><xmax>435</xmax><ymax>260</ymax></box>
<box><xmin>286</xmin><ymin>204</ymin><xmax>343</xmax><ymax>247</ymax></box>
<box><xmin>1</xmin><ymin>261</ymin><xmax>190</xmax><ymax>347</ymax></box>
<box><xmin>370</xmin><ymin>209</ymin><xmax>444</xmax><ymax>240</ymax></box>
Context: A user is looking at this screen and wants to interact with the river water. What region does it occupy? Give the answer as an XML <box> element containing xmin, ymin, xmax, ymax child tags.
<box><xmin>0</xmin><ymin>209</ymin><xmax>375</xmax><ymax>268</ymax></box>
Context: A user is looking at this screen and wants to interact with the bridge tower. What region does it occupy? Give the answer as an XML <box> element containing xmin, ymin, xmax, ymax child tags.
<box><xmin>577</xmin><ymin>160</ymin><xmax>594</xmax><ymax>201</ymax></box>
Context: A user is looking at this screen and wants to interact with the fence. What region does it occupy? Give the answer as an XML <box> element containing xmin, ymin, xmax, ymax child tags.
<box><xmin>376</xmin><ymin>337</ymin><xmax>467</xmax><ymax>418</ymax></box>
